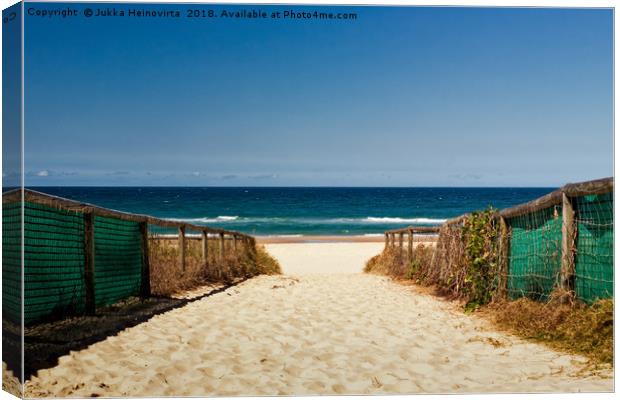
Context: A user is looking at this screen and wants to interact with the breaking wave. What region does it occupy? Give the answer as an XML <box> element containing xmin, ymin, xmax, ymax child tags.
<box><xmin>170</xmin><ymin>216</ymin><xmax>446</xmax><ymax>225</ymax></box>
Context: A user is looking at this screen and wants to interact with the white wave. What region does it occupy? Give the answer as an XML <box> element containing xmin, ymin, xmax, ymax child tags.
<box><xmin>259</xmin><ymin>234</ymin><xmax>304</xmax><ymax>238</ymax></box>
<box><xmin>152</xmin><ymin>233</ymin><xmax>202</xmax><ymax>238</ymax></box>
<box><xmin>168</xmin><ymin>216</ymin><xmax>446</xmax><ymax>225</ymax></box>
<box><xmin>216</xmin><ymin>215</ymin><xmax>239</xmax><ymax>221</ymax></box>
<box><xmin>171</xmin><ymin>216</ymin><xmax>239</xmax><ymax>223</ymax></box>
<box><xmin>363</xmin><ymin>233</ymin><xmax>384</xmax><ymax>237</ymax></box>
<box><xmin>364</xmin><ymin>217</ymin><xmax>446</xmax><ymax>224</ymax></box>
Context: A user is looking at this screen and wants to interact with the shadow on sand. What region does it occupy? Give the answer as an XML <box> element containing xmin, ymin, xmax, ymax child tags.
<box><xmin>3</xmin><ymin>279</ymin><xmax>246</xmax><ymax>381</ymax></box>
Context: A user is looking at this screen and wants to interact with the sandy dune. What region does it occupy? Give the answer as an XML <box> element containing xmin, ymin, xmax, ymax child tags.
<box><xmin>24</xmin><ymin>243</ymin><xmax>612</xmax><ymax>396</ymax></box>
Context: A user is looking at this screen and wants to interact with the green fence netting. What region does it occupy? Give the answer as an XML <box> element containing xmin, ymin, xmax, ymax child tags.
<box><xmin>506</xmin><ymin>204</ymin><xmax>563</xmax><ymax>301</ymax></box>
<box><xmin>3</xmin><ymin>201</ymin><xmax>22</xmax><ymax>324</ymax></box>
<box><xmin>2</xmin><ymin>201</ymin><xmax>145</xmax><ymax>324</ymax></box>
<box><xmin>574</xmin><ymin>192</ymin><xmax>613</xmax><ymax>303</ymax></box>
<box><xmin>22</xmin><ymin>202</ymin><xmax>85</xmax><ymax>324</ymax></box>
<box><xmin>94</xmin><ymin>216</ymin><xmax>142</xmax><ymax>307</ymax></box>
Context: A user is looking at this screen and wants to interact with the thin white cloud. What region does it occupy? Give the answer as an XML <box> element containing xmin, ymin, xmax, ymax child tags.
<box><xmin>36</xmin><ymin>170</ymin><xmax>49</xmax><ymax>177</ymax></box>
<box><xmin>251</xmin><ymin>174</ymin><xmax>278</xmax><ymax>180</ymax></box>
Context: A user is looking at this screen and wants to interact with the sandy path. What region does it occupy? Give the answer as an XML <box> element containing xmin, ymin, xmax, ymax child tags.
<box><xmin>25</xmin><ymin>243</ymin><xmax>612</xmax><ymax>396</ymax></box>
<box><xmin>265</xmin><ymin>242</ymin><xmax>385</xmax><ymax>274</ymax></box>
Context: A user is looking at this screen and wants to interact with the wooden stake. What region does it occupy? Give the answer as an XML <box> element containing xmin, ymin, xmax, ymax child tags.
<box><xmin>178</xmin><ymin>226</ymin><xmax>186</xmax><ymax>272</ymax></box>
<box><xmin>248</xmin><ymin>237</ymin><xmax>257</xmax><ymax>260</ymax></box>
<box><xmin>561</xmin><ymin>193</ymin><xmax>576</xmax><ymax>292</ymax></box>
<box><xmin>202</xmin><ymin>230</ymin><xmax>209</xmax><ymax>268</ymax></box>
<box><xmin>83</xmin><ymin>213</ymin><xmax>96</xmax><ymax>314</ymax></box>
<box><xmin>384</xmin><ymin>233</ymin><xmax>389</xmax><ymax>249</ymax></box>
<box><xmin>398</xmin><ymin>232</ymin><xmax>404</xmax><ymax>254</ymax></box>
<box><xmin>407</xmin><ymin>229</ymin><xmax>413</xmax><ymax>261</ymax></box>
<box><xmin>139</xmin><ymin>222</ymin><xmax>151</xmax><ymax>298</ymax></box>
<box><xmin>219</xmin><ymin>232</ymin><xmax>225</xmax><ymax>262</ymax></box>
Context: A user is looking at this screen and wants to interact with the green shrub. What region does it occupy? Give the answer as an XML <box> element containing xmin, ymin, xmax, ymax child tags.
<box><xmin>461</xmin><ymin>208</ymin><xmax>500</xmax><ymax>311</ymax></box>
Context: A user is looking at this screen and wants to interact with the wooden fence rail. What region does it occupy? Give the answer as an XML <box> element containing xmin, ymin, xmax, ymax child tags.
<box><xmin>3</xmin><ymin>188</ymin><xmax>257</xmax><ymax>316</ymax></box>
<box><xmin>384</xmin><ymin>226</ymin><xmax>441</xmax><ymax>260</ymax></box>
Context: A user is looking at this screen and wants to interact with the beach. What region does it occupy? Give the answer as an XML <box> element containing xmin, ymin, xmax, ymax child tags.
<box><xmin>22</xmin><ymin>240</ymin><xmax>612</xmax><ymax>396</ymax></box>
<box><xmin>9</xmin><ymin>3</ymin><xmax>614</xmax><ymax>397</ymax></box>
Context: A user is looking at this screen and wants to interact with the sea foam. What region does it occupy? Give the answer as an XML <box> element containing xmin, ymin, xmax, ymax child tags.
<box><xmin>170</xmin><ymin>216</ymin><xmax>446</xmax><ymax>225</ymax></box>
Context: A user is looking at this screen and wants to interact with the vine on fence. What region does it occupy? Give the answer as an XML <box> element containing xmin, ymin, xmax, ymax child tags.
<box><xmin>365</xmin><ymin>209</ymin><xmax>500</xmax><ymax>311</ymax></box>
<box><xmin>461</xmin><ymin>207</ymin><xmax>500</xmax><ymax>311</ymax></box>
<box><xmin>365</xmin><ymin>207</ymin><xmax>503</xmax><ymax>311</ymax></box>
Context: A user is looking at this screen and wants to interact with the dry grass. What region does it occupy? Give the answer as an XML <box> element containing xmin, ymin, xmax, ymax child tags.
<box><xmin>483</xmin><ymin>295</ymin><xmax>613</xmax><ymax>366</ymax></box>
<box><xmin>429</xmin><ymin>222</ymin><xmax>467</xmax><ymax>290</ymax></box>
<box><xmin>364</xmin><ymin>244</ymin><xmax>434</xmax><ymax>282</ymax></box>
<box><xmin>364</xmin><ymin>247</ymin><xmax>403</xmax><ymax>276</ymax></box>
<box><xmin>149</xmin><ymin>238</ymin><xmax>207</xmax><ymax>296</ymax></box>
<box><xmin>367</xmin><ymin>223</ymin><xmax>474</xmax><ymax>301</ymax></box>
<box><xmin>254</xmin><ymin>245</ymin><xmax>282</xmax><ymax>275</ymax></box>
<box><xmin>149</xmin><ymin>238</ymin><xmax>281</xmax><ymax>296</ymax></box>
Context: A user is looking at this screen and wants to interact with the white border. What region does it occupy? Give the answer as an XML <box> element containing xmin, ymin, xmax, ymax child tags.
<box><xmin>0</xmin><ymin>1</ymin><xmax>616</xmax><ymax>400</ymax></box>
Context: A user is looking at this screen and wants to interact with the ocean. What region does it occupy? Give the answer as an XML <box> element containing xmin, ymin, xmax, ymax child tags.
<box><xmin>27</xmin><ymin>187</ymin><xmax>552</xmax><ymax>236</ymax></box>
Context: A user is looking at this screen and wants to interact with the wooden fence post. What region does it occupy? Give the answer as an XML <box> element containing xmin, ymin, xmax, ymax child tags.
<box><xmin>233</xmin><ymin>235</ymin><xmax>237</xmax><ymax>252</ymax></box>
<box><xmin>384</xmin><ymin>233</ymin><xmax>389</xmax><ymax>249</ymax></box>
<box><xmin>178</xmin><ymin>226</ymin><xmax>186</xmax><ymax>272</ymax></box>
<box><xmin>202</xmin><ymin>231</ymin><xmax>209</xmax><ymax>268</ymax></box>
<box><xmin>248</xmin><ymin>237</ymin><xmax>257</xmax><ymax>260</ymax></box>
<box><xmin>139</xmin><ymin>222</ymin><xmax>151</xmax><ymax>298</ymax></box>
<box><xmin>398</xmin><ymin>232</ymin><xmax>404</xmax><ymax>255</ymax></box>
<box><xmin>560</xmin><ymin>193</ymin><xmax>576</xmax><ymax>292</ymax></box>
<box><xmin>407</xmin><ymin>229</ymin><xmax>413</xmax><ymax>261</ymax></box>
<box><xmin>219</xmin><ymin>232</ymin><xmax>225</xmax><ymax>262</ymax></box>
<box><xmin>242</xmin><ymin>236</ymin><xmax>247</xmax><ymax>257</ymax></box>
<box><xmin>83</xmin><ymin>212</ymin><xmax>96</xmax><ymax>314</ymax></box>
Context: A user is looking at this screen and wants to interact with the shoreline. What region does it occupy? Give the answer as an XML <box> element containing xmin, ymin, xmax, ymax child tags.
<box><xmin>257</xmin><ymin>234</ymin><xmax>439</xmax><ymax>244</ymax></box>
<box><xmin>152</xmin><ymin>233</ymin><xmax>388</xmax><ymax>243</ymax></box>
<box><xmin>257</xmin><ymin>235</ymin><xmax>385</xmax><ymax>244</ymax></box>
<box><xmin>151</xmin><ymin>233</ymin><xmax>438</xmax><ymax>244</ymax></box>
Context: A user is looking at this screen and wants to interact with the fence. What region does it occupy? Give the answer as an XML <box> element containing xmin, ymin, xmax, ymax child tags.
<box><xmin>384</xmin><ymin>177</ymin><xmax>613</xmax><ymax>304</ymax></box>
<box><xmin>384</xmin><ymin>226</ymin><xmax>440</xmax><ymax>261</ymax></box>
<box><xmin>2</xmin><ymin>189</ymin><xmax>257</xmax><ymax>325</ymax></box>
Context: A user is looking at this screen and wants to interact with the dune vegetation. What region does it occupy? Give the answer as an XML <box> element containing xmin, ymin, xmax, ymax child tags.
<box><xmin>149</xmin><ymin>238</ymin><xmax>281</xmax><ymax>296</ymax></box>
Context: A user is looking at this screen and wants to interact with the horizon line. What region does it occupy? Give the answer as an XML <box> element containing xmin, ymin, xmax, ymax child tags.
<box><xmin>14</xmin><ymin>184</ymin><xmax>560</xmax><ymax>189</ymax></box>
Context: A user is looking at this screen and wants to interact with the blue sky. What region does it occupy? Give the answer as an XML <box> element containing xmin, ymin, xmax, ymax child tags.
<box><xmin>22</xmin><ymin>4</ymin><xmax>613</xmax><ymax>187</ymax></box>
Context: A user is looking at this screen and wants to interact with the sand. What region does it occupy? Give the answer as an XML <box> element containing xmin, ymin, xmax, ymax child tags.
<box><xmin>265</xmin><ymin>242</ymin><xmax>385</xmax><ymax>274</ymax></box>
<box><xmin>23</xmin><ymin>242</ymin><xmax>612</xmax><ymax>396</ymax></box>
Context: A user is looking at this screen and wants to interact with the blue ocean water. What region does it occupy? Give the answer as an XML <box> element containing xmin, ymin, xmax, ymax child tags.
<box><xmin>28</xmin><ymin>187</ymin><xmax>552</xmax><ymax>236</ymax></box>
